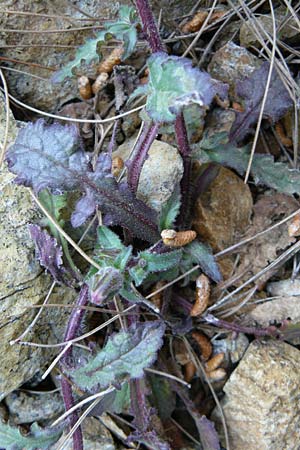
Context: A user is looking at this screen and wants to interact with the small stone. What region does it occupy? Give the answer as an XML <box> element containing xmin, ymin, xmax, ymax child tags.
<box><xmin>213</xmin><ymin>340</ymin><xmax>300</xmax><ymax>450</ymax></box>
<box><xmin>5</xmin><ymin>390</ymin><xmax>64</xmax><ymax>424</ymax></box>
<box><xmin>114</xmin><ymin>137</ymin><xmax>184</xmax><ymax>212</ymax></box>
<box><xmin>52</xmin><ymin>417</ymin><xmax>115</xmax><ymax>450</ymax></box>
<box><xmin>208</xmin><ymin>42</ymin><xmax>260</xmax><ymax>95</ymax></box>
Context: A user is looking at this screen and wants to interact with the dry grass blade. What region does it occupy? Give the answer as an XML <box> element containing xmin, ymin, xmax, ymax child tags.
<box><xmin>0</xmin><ymin>69</ymin><xmax>10</xmax><ymax>168</ymax></box>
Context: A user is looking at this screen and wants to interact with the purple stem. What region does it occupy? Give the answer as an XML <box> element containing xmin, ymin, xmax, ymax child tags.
<box><xmin>135</xmin><ymin>0</ymin><xmax>165</xmax><ymax>53</ymax></box>
<box><xmin>60</xmin><ymin>284</ymin><xmax>89</xmax><ymax>450</ymax></box>
<box><xmin>204</xmin><ymin>313</ymin><xmax>282</xmax><ymax>338</ymax></box>
<box><xmin>127</xmin><ymin>122</ymin><xmax>159</xmax><ymax>193</ymax></box>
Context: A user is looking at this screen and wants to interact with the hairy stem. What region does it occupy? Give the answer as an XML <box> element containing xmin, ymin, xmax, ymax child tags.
<box><xmin>60</xmin><ymin>284</ymin><xmax>89</xmax><ymax>450</ymax></box>
<box><xmin>175</xmin><ymin>113</ymin><xmax>193</xmax><ymax>229</ymax></box>
<box><xmin>135</xmin><ymin>0</ymin><xmax>164</xmax><ymax>53</ymax></box>
<box><xmin>127</xmin><ymin>122</ymin><xmax>159</xmax><ymax>193</ymax></box>
<box><xmin>205</xmin><ymin>314</ymin><xmax>282</xmax><ymax>338</ymax></box>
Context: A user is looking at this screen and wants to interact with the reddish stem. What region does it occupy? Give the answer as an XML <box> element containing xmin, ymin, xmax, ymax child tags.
<box><xmin>127</xmin><ymin>122</ymin><xmax>159</xmax><ymax>193</ymax></box>
<box><xmin>60</xmin><ymin>284</ymin><xmax>89</xmax><ymax>450</ymax></box>
<box><xmin>135</xmin><ymin>0</ymin><xmax>164</xmax><ymax>53</ymax></box>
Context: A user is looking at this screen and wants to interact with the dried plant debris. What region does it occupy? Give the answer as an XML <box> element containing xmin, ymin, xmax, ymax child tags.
<box><xmin>234</xmin><ymin>192</ymin><xmax>299</xmax><ymax>285</ymax></box>
<box><xmin>230</xmin><ymin>62</ymin><xmax>293</xmax><ymax>142</ymax></box>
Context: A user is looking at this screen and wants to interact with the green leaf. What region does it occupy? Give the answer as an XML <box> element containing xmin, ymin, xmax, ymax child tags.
<box><xmin>52</xmin><ymin>6</ymin><xmax>138</xmax><ymax>82</ymax></box>
<box><xmin>185</xmin><ymin>241</ymin><xmax>221</xmax><ymax>283</ymax></box>
<box><xmin>52</xmin><ymin>31</ymin><xmax>107</xmax><ymax>83</ymax></box>
<box><xmin>131</xmin><ymin>53</ymin><xmax>227</xmax><ymax>123</ymax></box>
<box><xmin>148</xmin><ymin>375</ymin><xmax>176</xmax><ymax>421</ymax></box>
<box><xmin>109</xmin><ymin>382</ymin><xmax>131</xmax><ymax>414</ymax></box>
<box><xmin>139</xmin><ymin>248</ymin><xmax>183</xmax><ymax>272</ymax></box>
<box><xmin>0</xmin><ymin>420</ymin><xmax>62</xmax><ymax>450</ymax></box>
<box><xmin>195</xmin><ymin>132</ymin><xmax>300</xmax><ymax>195</ymax></box>
<box><xmin>129</xmin><ymin>263</ymin><xmax>149</xmax><ymax>286</ymax></box>
<box><xmin>120</xmin><ymin>282</ymin><xmax>160</xmax><ymax>312</ymax></box>
<box><xmin>68</xmin><ymin>321</ymin><xmax>165</xmax><ymax>392</ymax></box>
<box><xmin>114</xmin><ymin>245</ymin><xmax>133</xmax><ymax>271</ymax></box>
<box><xmin>159</xmin><ymin>186</ymin><xmax>181</xmax><ymax>231</ymax></box>
<box><xmin>97</xmin><ymin>226</ymin><xmax>124</xmax><ymax>251</ymax></box>
<box><xmin>39</xmin><ymin>189</ymin><xmax>67</xmax><ymax>227</ymax></box>
<box><xmin>89</xmin><ymin>266</ymin><xmax>124</xmax><ymax>305</ymax></box>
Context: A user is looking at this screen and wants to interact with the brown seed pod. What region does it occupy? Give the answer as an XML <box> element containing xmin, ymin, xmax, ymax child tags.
<box><xmin>275</xmin><ymin>121</ymin><xmax>293</xmax><ymax>147</ymax></box>
<box><xmin>97</xmin><ymin>47</ymin><xmax>124</xmax><ymax>74</ymax></box>
<box><xmin>192</xmin><ymin>331</ymin><xmax>212</xmax><ymax>361</ymax></box>
<box><xmin>112</xmin><ymin>156</ymin><xmax>124</xmax><ymax>178</ymax></box>
<box><xmin>182</xmin><ymin>11</ymin><xmax>208</xmax><ymax>33</ymax></box>
<box><xmin>184</xmin><ymin>360</ymin><xmax>197</xmax><ymax>382</ymax></box>
<box><xmin>288</xmin><ymin>212</ymin><xmax>300</xmax><ymax>237</ymax></box>
<box><xmin>232</xmin><ymin>101</ymin><xmax>244</xmax><ymax>112</ymax></box>
<box><xmin>161</xmin><ymin>229</ymin><xmax>197</xmax><ymax>247</ymax></box>
<box><xmin>206</xmin><ymin>368</ymin><xmax>226</xmax><ymax>382</ymax></box>
<box><xmin>78</xmin><ymin>76</ymin><xmax>92</xmax><ymax>100</ymax></box>
<box><xmin>205</xmin><ymin>352</ymin><xmax>225</xmax><ymax>373</ymax></box>
<box><xmin>92</xmin><ymin>72</ymin><xmax>109</xmax><ymax>95</ymax></box>
<box><xmin>190</xmin><ymin>274</ymin><xmax>210</xmax><ymax>317</ymax></box>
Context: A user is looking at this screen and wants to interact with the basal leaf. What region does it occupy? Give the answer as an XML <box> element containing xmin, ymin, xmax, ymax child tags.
<box><xmin>185</xmin><ymin>240</ymin><xmax>221</xmax><ymax>283</ymax></box>
<box><xmin>52</xmin><ymin>31</ymin><xmax>107</xmax><ymax>83</ymax></box>
<box><xmin>131</xmin><ymin>52</ymin><xmax>228</xmax><ymax>123</ymax></box>
<box><xmin>6</xmin><ymin>120</ymin><xmax>159</xmax><ymax>242</ymax></box>
<box><xmin>68</xmin><ymin>321</ymin><xmax>165</xmax><ymax>392</ymax></box>
<box><xmin>97</xmin><ymin>225</ymin><xmax>124</xmax><ymax>251</ymax></box>
<box><xmin>195</xmin><ymin>133</ymin><xmax>300</xmax><ymax>195</ymax></box>
<box><xmin>0</xmin><ymin>420</ymin><xmax>62</xmax><ymax>450</ymax></box>
<box><xmin>52</xmin><ymin>6</ymin><xmax>138</xmax><ymax>82</ymax></box>
<box><xmin>159</xmin><ymin>185</ymin><xmax>181</xmax><ymax>231</ymax></box>
<box><xmin>230</xmin><ymin>61</ymin><xmax>293</xmax><ymax>142</ymax></box>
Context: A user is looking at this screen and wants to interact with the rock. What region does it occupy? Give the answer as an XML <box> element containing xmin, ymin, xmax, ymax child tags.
<box><xmin>247</xmin><ymin>297</ymin><xmax>300</xmax><ymax>327</ymax></box>
<box><xmin>192</xmin><ymin>166</ymin><xmax>253</xmax><ymax>276</ymax></box>
<box><xmin>114</xmin><ymin>137</ymin><xmax>184</xmax><ymax>212</ymax></box>
<box><xmin>208</xmin><ymin>42</ymin><xmax>260</xmax><ymax>95</ymax></box>
<box><xmin>268</xmin><ymin>278</ymin><xmax>300</xmax><ymax>297</ymax></box>
<box><xmin>4</xmin><ymin>390</ymin><xmax>64</xmax><ymax>424</ymax></box>
<box><xmin>52</xmin><ymin>417</ymin><xmax>115</xmax><ymax>450</ymax></box>
<box><xmin>0</xmin><ymin>0</ymin><xmax>196</xmax><ymax>111</ymax></box>
<box><xmin>213</xmin><ymin>340</ymin><xmax>300</xmax><ymax>450</ymax></box>
<box><xmin>0</xmin><ymin>94</ymin><xmax>75</xmax><ymax>398</ymax></box>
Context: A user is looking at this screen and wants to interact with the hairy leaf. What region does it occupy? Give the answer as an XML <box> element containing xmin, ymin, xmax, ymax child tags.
<box><xmin>52</xmin><ymin>6</ymin><xmax>138</xmax><ymax>82</ymax></box>
<box><xmin>29</xmin><ymin>224</ymin><xmax>68</xmax><ymax>284</ymax></box>
<box><xmin>6</xmin><ymin>120</ymin><xmax>159</xmax><ymax>242</ymax></box>
<box><xmin>109</xmin><ymin>382</ymin><xmax>131</xmax><ymax>414</ymax></box>
<box><xmin>68</xmin><ymin>321</ymin><xmax>165</xmax><ymax>391</ymax></box>
<box><xmin>89</xmin><ymin>266</ymin><xmax>124</xmax><ymax>305</ymax></box>
<box><xmin>97</xmin><ymin>225</ymin><xmax>124</xmax><ymax>251</ymax></box>
<box><xmin>195</xmin><ymin>133</ymin><xmax>300</xmax><ymax>194</ymax></box>
<box><xmin>230</xmin><ymin>61</ymin><xmax>293</xmax><ymax>142</ymax></box>
<box><xmin>120</xmin><ymin>283</ymin><xmax>160</xmax><ymax>313</ymax></box>
<box><xmin>148</xmin><ymin>375</ymin><xmax>176</xmax><ymax>420</ymax></box>
<box><xmin>185</xmin><ymin>241</ymin><xmax>221</xmax><ymax>283</ymax></box>
<box><xmin>159</xmin><ymin>185</ymin><xmax>181</xmax><ymax>231</ymax></box>
<box><xmin>39</xmin><ymin>189</ymin><xmax>67</xmax><ymax>228</ymax></box>
<box><xmin>131</xmin><ymin>52</ymin><xmax>228</xmax><ymax>122</ymax></box>
<box><xmin>0</xmin><ymin>420</ymin><xmax>62</xmax><ymax>450</ymax></box>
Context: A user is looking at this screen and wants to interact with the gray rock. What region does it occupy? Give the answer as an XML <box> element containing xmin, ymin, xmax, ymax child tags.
<box><xmin>0</xmin><ymin>94</ymin><xmax>75</xmax><ymax>398</ymax></box>
<box><xmin>208</xmin><ymin>42</ymin><xmax>260</xmax><ymax>95</ymax></box>
<box><xmin>52</xmin><ymin>417</ymin><xmax>115</xmax><ymax>450</ymax></box>
<box><xmin>0</xmin><ymin>0</ymin><xmax>195</xmax><ymax>111</ymax></box>
<box><xmin>5</xmin><ymin>390</ymin><xmax>64</xmax><ymax>424</ymax></box>
<box><xmin>213</xmin><ymin>340</ymin><xmax>300</xmax><ymax>450</ymax></box>
<box><xmin>114</xmin><ymin>137</ymin><xmax>183</xmax><ymax>212</ymax></box>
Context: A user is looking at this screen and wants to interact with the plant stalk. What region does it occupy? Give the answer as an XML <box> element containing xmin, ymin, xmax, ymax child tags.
<box><xmin>127</xmin><ymin>122</ymin><xmax>159</xmax><ymax>193</ymax></box>
<box><xmin>135</xmin><ymin>0</ymin><xmax>164</xmax><ymax>53</ymax></box>
<box><xmin>60</xmin><ymin>284</ymin><xmax>89</xmax><ymax>450</ymax></box>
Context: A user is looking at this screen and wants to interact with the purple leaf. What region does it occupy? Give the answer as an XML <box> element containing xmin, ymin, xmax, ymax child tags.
<box><xmin>89</xmin><ymin>267</ymin><xmax>124</xmax><ymax>305</ymax></box>
<box><xmin>230</xmin><ymin>62</ymin><xmax>293</xmax><ymax>142</ymax></box>
<box><xmin>197</xmin><ymin>416</ymin><xmax>221</xmax><ymax>450</ymax></box>
<box><xmin>6</xmin><ymin>120</ymin><xmax>159</xmax><ymax>242</ymax></box>
<box><xmin>29</xmin><ymin>224</ymin><xmax>67</xmax><ymax>284</ymax></box>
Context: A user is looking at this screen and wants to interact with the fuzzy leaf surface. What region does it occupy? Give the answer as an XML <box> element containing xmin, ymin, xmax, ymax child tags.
<box><xmin>89</xmin><ymin>266</ymin><xmax>124</xmax><ymax>305</ymax></box>
<box><xmin>196</xmin><ymin>133</ymin><xmax>300</xmax><ymax>194</ymax></box>
<box><xmin>185</xmin><ymin>241</ymin><xmax>221</xmax><ymax>283</ymax></box>
<box><xmin>68</xmin><ymin>321</ymin><xmax>165</xmax><ymax>391</ymax></box>
<box><xmin>131</xmin><ymin>52</ymin><xmax>228</xmax><ymax>122</ymax></box>
<box><xmin>230</xmin><ymin>61</ymin><xmax>293</xmax><ymax>142</ymax></box>
<box><xmin>29</xmin><ymin>224</ymin><xmax>67</xmax><ymax>284</ymax></box>
<box><xmin>0</xmin><ymin>421</ymin><xmax>62</xmax><ymax>450</ymax></box>
<box><xmin>97</xmin><ymin>225</ymin><xmax>124</xmax><ymax>250</ymax></box>
<box><xmin>159</xmin><ymin>185</ymin><xmax>181</xmax><ymax>231</ymax></box>
<box><xmin>52</xmin><ymin>6</ymin><xmax>138</xmax><ymax>82</ymax></box>
<box><xmin>6</xmin><ymin>120</ymin><xmax>159</xmax><ymax>242</ymax></box>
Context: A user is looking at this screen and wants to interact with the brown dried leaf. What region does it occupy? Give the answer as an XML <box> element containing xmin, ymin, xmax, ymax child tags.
<box><xmin>192</xmin><ymin>331</ymin><xmax>212</xmax><ymax>361</ymax></box>
<box><xmin>78</xmin><ymin>76</ymin><xmax>92</xmax><ymax>100</ymax></box>
<box><xmin>182</xmin><ymin>11</ymin><xmax>208</xmax><ymax>33</ymax></box>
